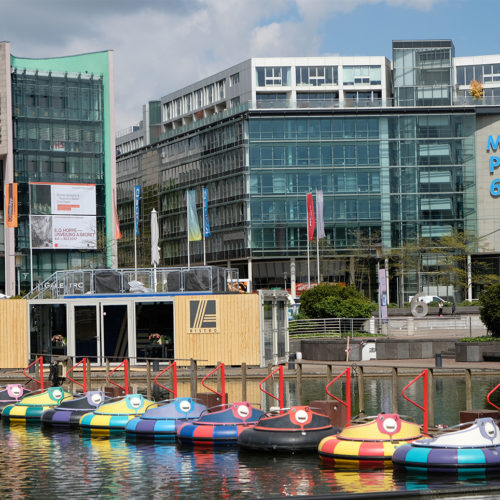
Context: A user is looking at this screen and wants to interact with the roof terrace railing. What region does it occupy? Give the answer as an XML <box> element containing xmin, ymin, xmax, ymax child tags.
<box><xmin>26</xmin><ymin>266</ymin><xmax>240</xmax><ymax>300</ymax></box>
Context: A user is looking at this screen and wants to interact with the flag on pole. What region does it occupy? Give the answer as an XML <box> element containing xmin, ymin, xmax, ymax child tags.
<box><xmin>202</xmin><ymin>187</ymin><xmax>211</xmax><ymax>237</ymax></box>
<box><xmin>187</xmin><ymin>190</ymin><xmax>202</xmax><ymax>241</ymax></box>
<box><xmin>316</xmin><ymin>189</ymin><xmax>325</xmax><ymax>239</ymax></box>
<box><xmin>151</xmin><ymin>208</ymin><xmax>160</xmax><ymax>266</ymax></box>
<box><xmin>306</xmin><ymin>192</ymin><xmax>315</xmax><ymax>241</ymax></box>
<box><xmin>134</xmin><ymin>185</ymin><xmax>141</xmax><ymax>236</ymax></box>
<box><xmin>112</xmin><ymin>189</ymin><xmax>122</xmax><ymax>240</ymax></box>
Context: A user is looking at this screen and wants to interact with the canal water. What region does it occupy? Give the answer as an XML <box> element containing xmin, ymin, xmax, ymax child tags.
<box><xmin>0</xmin><ymin>375</ymin><xmax>499</xmax><ymax>498</ymax></box>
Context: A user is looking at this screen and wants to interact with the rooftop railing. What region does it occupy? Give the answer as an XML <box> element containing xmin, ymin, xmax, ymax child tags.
<box><xmin>26</xmin><ymin>266</ymin><xmax>239</xmax><ymax>300</ymax></box>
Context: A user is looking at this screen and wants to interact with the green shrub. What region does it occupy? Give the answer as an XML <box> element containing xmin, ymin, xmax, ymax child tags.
<box><xmin>479</xmin><ymin>283</ymin><xmax>500</xmax><ymax>337</ymax></box>
<box><xmin>299</xmin><ymin>284</ymin><xmax>376</xmax><ymax>319</ymax></box>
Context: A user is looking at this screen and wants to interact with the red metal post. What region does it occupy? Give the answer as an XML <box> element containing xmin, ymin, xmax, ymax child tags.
<box><xmin>66</xmin><ymin>358</ymin><xmax>88</xmax><ymax>393</ymax></box>
<box><xmin>487</xmin><ymin>383</ymin><xmax>500</xmax><ymax>411</ymax></box>
<box><xmin>154</xmin><ymin>361</ymin><xmax>178</xmax><ymax>398</ymax></box>
<box><xmin>258</xmin><ymin>365</ymin><xmax>284</xmax><ymax>411</ymax></box>
<box><xmin>201</xmin><ymin>363</ymin><xmax>226</xmax><ymax>406</ymax></box>
<box><xmin>22</xmin><ymin>356</ymin><xmax>44</xmax><ymax>390</ymax></box>
<box><xmin>325</xmin><ymin>367</ymin><xmax>351</xmax><ymax>424</ymax></box>
<box><xmin>401</xmin><ymin>369</ymin><xmax>429</xmax><ymax>434</ymax></box>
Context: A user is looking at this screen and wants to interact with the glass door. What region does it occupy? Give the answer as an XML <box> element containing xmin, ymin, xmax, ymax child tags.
<box><xmin>259</xmin><ymin>291</ymin><xmax>289</xmax><ymax>366</ymax></box>
<box><xmin>74</xmin><ymin>305</ymin><xmax>99</xmax><ymax>362</ymax></box>
<box><xmin>100</xmin><ymin>304</ymin><xmax>129</xmax><ymax>362</ymax></box>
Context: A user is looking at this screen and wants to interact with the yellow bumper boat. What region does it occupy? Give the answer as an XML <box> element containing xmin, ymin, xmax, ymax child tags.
<box><xmin>318</xmin><ymin>413</ymin><xmax>425</xmax><ymax>468</ymax></box>
<box><xmin>79</xmin><ymin>394</ymin><xmax>157</xmax><ymax>432</ymax></box>
<box><xmin>1</xmin><ymin>387</ymin><xmax>73</xmax><ymax>422</ymax></box>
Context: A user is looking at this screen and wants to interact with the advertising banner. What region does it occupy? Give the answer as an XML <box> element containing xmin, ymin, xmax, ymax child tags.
<box><xmin>51</xmin><ymin>184</ymin><xmax>96</xmax><ymax>215</ymax></box>
<box><xmin>31</xmin><ymin>182</ymin><xmax>96</xmax><ymax>215</ymax></box>
<box><xmin>31</xmin><ymin>215</ymin><xmax>97</xmax><ymax>249</ymax></box>
<box><xmin>5</xmin><ymin>183</ymin><xmax>18</xmax><ymax>228</ymax></box>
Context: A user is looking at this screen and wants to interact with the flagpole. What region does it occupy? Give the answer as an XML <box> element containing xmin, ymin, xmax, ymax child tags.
<box><xmin>307</xmin><ymin>239</ymin><xmax>310</xmax><ymax>289</ymax></box>
<box><xmin>202</xmin><ymin>186</ymin><xmax>206</xmax><ymax>266</ymax></box>
<box><xmin>187</xmin><ymin>191</ymin><xmax>190</xmax><ymax>269</ymax></box>
<box><xmin>316</xmin><ymin>236</ymin><xmax>320</xmax><ymax>284</ymax></box>
<box><xmin>29</xmin><ymin>182</ymin><xmax>33</xmax><ymax>291</ymax></box>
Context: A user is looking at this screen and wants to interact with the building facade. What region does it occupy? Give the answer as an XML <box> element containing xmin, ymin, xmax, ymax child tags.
<box><xmin>0</xmin><ymin>42</ymin><xmax>117</xmax><ymax>296</ymax></box>
<box><xmin>116</xmin><ymin>40</ymin><xmax>500</xmax><ymax>304</ymax></box>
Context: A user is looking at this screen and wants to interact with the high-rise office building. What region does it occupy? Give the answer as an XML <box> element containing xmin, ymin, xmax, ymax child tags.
<box><xmin>0</xmin><ymin>42</ymin><xmax>117</xmax><ymax>295</ymax></box>
<box><xmin>116</xmin><ymin>40</ymin><xmax>500</xmax><ymax>303</ymax></box>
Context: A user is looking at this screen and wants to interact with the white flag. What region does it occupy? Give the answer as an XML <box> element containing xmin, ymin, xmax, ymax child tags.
<box><xmin>316</xmin><ymin>189</ymin><xmax>325</xmax><ymax>239</ymax></box>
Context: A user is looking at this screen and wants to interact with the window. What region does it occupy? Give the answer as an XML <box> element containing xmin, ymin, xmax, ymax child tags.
<box><xmin>343</xmin><ymin>66</ymin><xmax>381</xmax><ymax>85</ymax></box>
<box><xmin>256</xmin><ymin>66</ymin><xmax>290</xmax><ymax>86</ymax></box>
<box><xmin>216</xmin><ymin>80</ymin><xmax>225</xmax><ymax>100</ymax></box>
<box><xmin>296</xmin><ymin>66</ymin><xmax>338</xmax><ymax>86</ymax></box>
<box><xmin>230</xmin><ymin>73</ymin><xmax>240</xmax><ymax>86</ymax></box>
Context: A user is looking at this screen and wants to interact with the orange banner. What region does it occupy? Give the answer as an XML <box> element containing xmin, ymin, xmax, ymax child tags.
<box><xmin>5</xmin><ymin>183</ymin><xmax>18</xmax><ymax>228</ymax></box>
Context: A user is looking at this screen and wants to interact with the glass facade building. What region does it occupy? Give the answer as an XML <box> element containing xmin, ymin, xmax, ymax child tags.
<box><xmin>0</xmin><ymin>43</ymin><xmax>117</xmax><ymax>295</ymax></box>
<box><xmin>116</xmin><ymin>41</ymin><xmax>500</xmax><ymax>303</ymax></box>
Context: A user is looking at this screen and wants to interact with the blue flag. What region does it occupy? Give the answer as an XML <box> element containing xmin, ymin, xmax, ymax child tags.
<box><xmin>203</xmin><ymin>187</ymin><xmax>211</xmax><ymax>238</ymax></box>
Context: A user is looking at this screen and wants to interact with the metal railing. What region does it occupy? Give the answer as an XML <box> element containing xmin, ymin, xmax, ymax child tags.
<box><xmin>289</xmin><ymin>315</ymin><xmax>488</xmax><ymax>338</ymax></box>
<box><xmin>26</xmin><ymin>265</ymin><xmax>239</xmax><ymax>300</ymax></box>
<box><xmin>289</xmin><ymin>318</ymin><xmax>374</xmax><ymax>338</ymax></box>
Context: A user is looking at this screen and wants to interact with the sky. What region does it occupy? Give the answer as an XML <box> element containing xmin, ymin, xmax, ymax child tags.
<box><xmin>1</xmin><ymin>0</ymin><xmax>499</xmax><ymax>131</ymax></box>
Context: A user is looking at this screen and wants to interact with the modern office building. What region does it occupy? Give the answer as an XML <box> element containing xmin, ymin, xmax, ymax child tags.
<box><xmin>116</xmin><ymin>40</ymin><xmax>500</xmax><ymax>304</ymax></box>
<box><xmin>0</xmin><ymin>42</ymin><xmax>117</xmax><ymax>296</ymax></box>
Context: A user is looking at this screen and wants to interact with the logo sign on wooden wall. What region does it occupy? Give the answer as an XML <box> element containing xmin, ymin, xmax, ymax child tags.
<box><xmin>189</xmin><ymin>299</ymin><xmax>218</xmax><ymax>333</ymax></box>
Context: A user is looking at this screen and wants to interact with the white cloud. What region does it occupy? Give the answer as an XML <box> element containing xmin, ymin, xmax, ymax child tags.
<box><xmin>0</xmin><ymin>0</ymin><xmax>447</xmax><ymax>130</ymax></box>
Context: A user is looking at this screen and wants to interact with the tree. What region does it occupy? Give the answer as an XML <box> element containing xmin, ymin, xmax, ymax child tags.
<box><xmin>478</xmin><ymin>282</ymin><xmax>500</xmax><ymax>337</ymax></box>
<box><xmin>299</xmin><ymin>283</ymin><xmax>376</xmax><ymax>319</ymax></box>
<box><xmin>391</xmin><ymin>230</ymin><xmax>500</xmax><ymax>304</ymax></box>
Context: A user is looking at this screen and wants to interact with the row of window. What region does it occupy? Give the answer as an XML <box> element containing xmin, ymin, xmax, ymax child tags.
<box><xmin>163</xmin><ymin>79</ymin><xmax>226</xmax><ymax>120</ymax></box>
<box><xmin>456</xmin><ymin>64</ymin><xmax>500</xmax><ymax>86</ymax></box>
<box><xmin>255</xmin><ymin>65</ymin><xmax>383</xmax><ymax>87</ymax></box>
<box><xmin>250</xmin><ymin>171</ymin><xmax>380</xmax><ymax>195</ymax></box>
<box><xmin>12</xmin><ymin>76</ymin><xmax>103</xmax><ymax>112</ymax></box>
<box><xmin>249</xmin><ymin>116</ymin><xmax>474</xmax><ymax>140</ymax></box>
<box><xmin>161</xmin><ymin>121</ymin><xmax>243</xmax><ymax>162</ymax></box>
<box><xmin>14</xmin><ymin>154</ymin><xmax>104</xmax><ymax>183</ymax></box>
<box><xmin>250</xmin><ymin>143</ymin><xmax>380</xmax><ymax>167</ymax></box>
<box><xmin>15</xmin><ymin>121</ymin><xmax>103</xmax><ymax>143</ymax></box>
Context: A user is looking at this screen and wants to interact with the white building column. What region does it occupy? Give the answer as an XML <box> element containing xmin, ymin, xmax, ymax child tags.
<box><xmin>247</xmin><ymin>258</ymin><xmax>252</xmax><ymax>293</ymax></box>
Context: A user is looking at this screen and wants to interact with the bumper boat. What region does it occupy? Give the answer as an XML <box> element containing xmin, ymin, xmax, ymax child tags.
<box><xmin>392</xmin><ymin>417</ymin><xmax>500</xmax><ymax>474</ymax></box>
<box><xmin>1</xmin><ymin>386</ymin><xmax>73</xmax><ymax>422</ymax></box>
<box><xmin>238</xmin><ymin>406</ymin><xmax>340</xmax><ymax>452</ymax></box>
<box><xmin>41</xmin><ymin>391</ymin><xmax>108</xmax><ymax>427</ymax></box>
<box><xmin>318</xmin><ymin>413</ymin><xmax>424</xmax><ymax>468</ymax></box>
<box><xmin>177</xmin><ymin>401</ymin><xmax>264</xmax><ymax>445</ymax></box>
<box><xmin>79</xmin><ymin>394</ymin><xmax>157</xmax><ymax>432</ymax></box>
<box><xmin>0</xmin><ymin>384</ymin><xmax>31</xmax><ymax>410</ymax></box>
<box><xmin>125</xmin><ymin>397</ymin><xmax>207</xmax><ymax>440</ymax></box>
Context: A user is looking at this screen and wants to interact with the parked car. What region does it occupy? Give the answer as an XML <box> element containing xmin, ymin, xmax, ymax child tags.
<box><xmin>408</xmin><ymin>295</ymin><xmax>446</xmax><ymax>304</ymax></box>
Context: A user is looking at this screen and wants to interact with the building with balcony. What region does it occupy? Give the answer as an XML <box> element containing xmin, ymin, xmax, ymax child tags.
<box><xmin>0</xmin><ymin>42</ymin><xmax>117</xmax><ymax>296</ymax></box>
<box><xmin>116</xmin><ymin>40</ymin><xmax>500</xmax><ymax>304</ymax></box>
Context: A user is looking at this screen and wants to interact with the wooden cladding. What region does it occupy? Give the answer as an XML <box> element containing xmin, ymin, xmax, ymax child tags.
<box><xmin>174</xmin><ymin>294</ymin><xmax>260</xmax><ymax>366</ymax></box>
<box><xmin>0</xmin><ymin>300</ymin><xmax>28</xmax><ymax>368</ymax></box>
